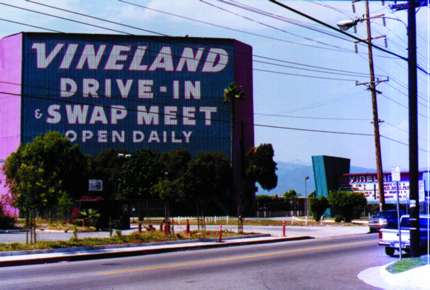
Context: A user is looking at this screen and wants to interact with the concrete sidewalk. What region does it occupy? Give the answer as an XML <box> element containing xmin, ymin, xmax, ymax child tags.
<box><xmin>0</xmin><ymin>224</ymin><xmax>369</xmax><ymax>243</ymax></box>
<box><xmin>358</xmin><ymin>261</ymin><xmax>430</xmax><ymax>290</ymax></box>
<box><xmin>0</xmin><ymin>234</ymin><xmax>312</xmax><ymax>267</ymax></box>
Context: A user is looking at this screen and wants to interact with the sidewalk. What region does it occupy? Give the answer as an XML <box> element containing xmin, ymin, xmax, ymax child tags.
<box><xmin>0</xmin><ymin>224</ymin><xmax>369</xmax><ymax>243</ymax></box>
<box><xmin>358</xmin><ymin>261</ymin><xmax>430</xmax><ymax>290</ymax></box>
<box><xmin>0</xmin><ymin>234</ymin><xmax>312</xmax><ymax>267</ymax></box>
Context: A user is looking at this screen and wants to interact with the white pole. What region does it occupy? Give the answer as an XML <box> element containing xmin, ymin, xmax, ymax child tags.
<box><xmin>396</xmin><ymin>181</ymin><xmax>402</xmax><ymax>260</ymax></box>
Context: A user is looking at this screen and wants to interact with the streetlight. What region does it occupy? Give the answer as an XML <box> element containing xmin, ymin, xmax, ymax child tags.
<box><xmin>337</xmin><ymin>15</ymin><xmax>407</xmax><ymax>32</ymax></box>
<box><xmin>337</xmin><ymin>18</ymin><xmax>361</xmax><ymax>31</ymax></box>
<box><xmin>305</xmin><ymin>176</ymin><xmax>310</xmax><ymax>225</ymax></box>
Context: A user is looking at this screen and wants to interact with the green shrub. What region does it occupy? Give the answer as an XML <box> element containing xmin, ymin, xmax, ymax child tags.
<box><xmin>309</xmin><ymin>195</ymin><xmax>329</xmax><ymax>222</ymax></box>
<box><xmin>328</xmin><ymin>191</ymin><xmax>367</xmax><ymax>222</ymax></box>
<box><xmin>334</xmin><ymin>215</ymin><xmax>343</xmax><ymax>223</ymax></box>
<box><xmin>80</xmin><ymin>209</ymin><xmax>100</xmax><ymax>227</ymax></box>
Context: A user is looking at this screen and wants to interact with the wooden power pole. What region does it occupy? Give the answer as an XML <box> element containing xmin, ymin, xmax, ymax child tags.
<box><xmin>364</xmin><ymin>0</ymin><xmax>385</xmax><ymax>211</ymax></box>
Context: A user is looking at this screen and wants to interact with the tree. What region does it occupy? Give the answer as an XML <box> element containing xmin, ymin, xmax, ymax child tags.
<box><xmin>328</xmin><ymin>191</ymin><xmax>367</xmax><ymax>222</ymax></box>
<box><xmin>224</xmin><ymin>82</ymin><xmax>245</xmax><ymax>103</ymax></box>
<box><xmin>4</xmin><ymin>131</ymin><xmax>87</xmax><ymax>243</ymax></box>
<box><xmin>246</xmin><ymin>144</ymin><xmax>278</xmax><ymax>190</ymax></box>
<box><xmin>116</xmin><ymin>150</ymin><xmax>163</xmax><ymax>201</ymax></box>
<box><xmin>88</xmin><ymin>149</ymin><xmax>128</xmax><ymax>201</ymax></box>
<box><xmin>243</xmin><ymin>144</ymin><xmax>278</xmax><ymax>214</ymax></box>
<box><xmin>183</xmin><ymin>153</ymin><xmax>233</xmax><ymax>227</ymax></box>
<box><xmin>284</xmin><ymin>189</ymin><xmax>297</xmax><ymax>200</ymax></box>
<box><xmin>153</xmin><ymin>150</ymin><xmax>191</xmax><ymax>220</ymax></box>
<box><xmin>116</xmin><ymin>150</ymin><xmax>163</xmax><ymax>228</ymax></box>
<box><xmin>309</xmin><ymin>195</ymin><xmax>329</xmax><ymax>222</ymax></box>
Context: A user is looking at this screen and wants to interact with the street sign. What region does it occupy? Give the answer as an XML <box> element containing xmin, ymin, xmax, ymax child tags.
<box><xmin>391</xmin><ymin>166</ymin><xmax>401</xmax><ymax>182</ymax></box>
<box><xmin>88</xmin><ymin>179</ymin><xmax>103</xmax><ymax>192</ymax></box>
<box><xmin>423</xmin><ymin>172</ymin><xmax>430</xmax><ymax>192</ymax></box>
<box><xmin>390</xmin><ymin>0</ymin><xmax>428</xmax><ymax>11</ymax></box>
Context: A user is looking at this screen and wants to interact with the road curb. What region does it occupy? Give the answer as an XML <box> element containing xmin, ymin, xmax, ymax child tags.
<box><xmin>0</xmin><ymin>233</ymin><xmax>272</xmax><ymax>257</ymax></box>
<box><xmin>0</xmin><ymin>236</ymin><xmax>313</xmax><ymax>267</ymax></box>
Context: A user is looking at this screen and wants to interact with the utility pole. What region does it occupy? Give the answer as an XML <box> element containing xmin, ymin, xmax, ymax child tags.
<box><xmin>407</xmin><ymin>0</ymin><xmax>420</xmax><ymax>258</ymax></box>
<box><xmin>364</xmin><ymin>0</ymin><xmax>385</xmax><ymax>211</ymax></box>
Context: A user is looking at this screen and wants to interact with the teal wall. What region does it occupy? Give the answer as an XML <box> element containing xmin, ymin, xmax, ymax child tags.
<box><xmin>312</xmin><ymin>155</ymin><xmax>350</xmax><ymax>198</ymax></box>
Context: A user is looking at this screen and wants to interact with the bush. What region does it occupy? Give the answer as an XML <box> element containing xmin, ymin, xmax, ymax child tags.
<box><xmin>0</xmin><ymin>205</ymin><xmax>15</xmax><ymax>229</ymax></box>
<box><xmin>334</xmin><ymin>215</ymin><xmax>343</xmax><ymax>223</ymax></box>
<box><xmin>328</xmin><ymin>191</ymin><xmax>367</xmax><ymax>222</ymax></box>
<box><xmin>309</xmin><ymin>195</ymin><xmax>329</xmax><ymax>222</ymax></box>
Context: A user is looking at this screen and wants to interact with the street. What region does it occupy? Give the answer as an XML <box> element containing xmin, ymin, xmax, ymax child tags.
<box><xmin>0</xmin><ymin>233</ymin><xmax>392</xmax><ymax>290</ymax></box>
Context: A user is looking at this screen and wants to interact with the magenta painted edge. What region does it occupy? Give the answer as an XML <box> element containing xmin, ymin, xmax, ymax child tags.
<box><xmin>0</xmin><ymin>33</ymin><xmax>22</xmax><ymax>217</ymax></box>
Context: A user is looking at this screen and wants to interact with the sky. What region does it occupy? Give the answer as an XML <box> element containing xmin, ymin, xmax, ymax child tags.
<box><xmin>0</xmin><ymin>0</ymin><xmax>429</xmax><ymax>172</ymax></box>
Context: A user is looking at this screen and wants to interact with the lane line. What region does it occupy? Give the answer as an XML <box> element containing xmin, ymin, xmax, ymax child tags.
<box><xmin>100</xmin><ymin>239</ymin><xmax>376</xmax><ymax>276</ymax></box>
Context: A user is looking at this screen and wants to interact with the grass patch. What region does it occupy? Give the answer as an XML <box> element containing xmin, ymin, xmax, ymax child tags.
<box><xmin>386</xmin><ymin>257</ymin><xmax>428</xmax><ymax>274</ymax></box>
<box><xmin>0</xmin><ymin>230</ymin><xmax>248</xmax><ymax>252</ymax></box>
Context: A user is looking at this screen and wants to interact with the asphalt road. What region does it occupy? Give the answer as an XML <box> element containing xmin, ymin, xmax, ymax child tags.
<box><xmin>0</xmin><ymin>233</ymin><xmax>392</xmax><ymax>290</ymax></box>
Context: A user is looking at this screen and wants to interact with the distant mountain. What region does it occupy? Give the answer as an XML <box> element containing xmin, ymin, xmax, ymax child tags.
<box><xmin>257</xmin><ymin>161</ymin><xmax>373</xmax><ymax>196</ymax></box>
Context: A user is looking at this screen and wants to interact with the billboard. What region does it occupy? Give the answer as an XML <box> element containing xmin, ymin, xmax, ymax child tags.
<box><xmin>345</xmin><ymin>172</ymin><xmax>426</xmax><ymax>204</ymax></box>
<box><xmin>19</xmin><ymin>33</ymin><xmax>253</xmax><ymax>157</ymax></box>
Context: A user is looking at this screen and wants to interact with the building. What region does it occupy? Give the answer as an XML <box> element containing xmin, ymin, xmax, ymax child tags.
<box><xmin>312</xmin><ymin>155</ymin><xmax>351</xmax><ymax>198</ymax></box>
<box><xmin>311</xmin><ymin>155</ymin><xmax>427</xmax><ymax>207</ymax></box>
<box><xmin>0</xmin><ymin>32</ymin><xmax>254</xmax><ymax>215</ymax></box>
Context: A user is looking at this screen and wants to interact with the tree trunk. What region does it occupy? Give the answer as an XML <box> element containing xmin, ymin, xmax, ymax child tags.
<box><xmin>25</xmin><ymin>211</ymin><xmax>29</xmax><ymax>245</ymax></box>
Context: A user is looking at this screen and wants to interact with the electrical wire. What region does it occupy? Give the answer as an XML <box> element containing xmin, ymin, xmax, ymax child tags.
<box><xmin>253</xmin><ymin>54</ymin><xmax>384</xmax><ymax>77</ymax></box>
<box><xmin>117</xmin><ymin>0</ymin><xmax>357</xmax><ymax>54</ymax></box>
<box><xmin>2</xmin><ymin>0</ymin><xmax>391</xmax><ymax>80</ymax></box>
<box><xmin>199</xmin><ymin>0</ymin><xmax>354</xmax><ymax>51</ymax></box>
<box><xmin>253</xmin><ymin>68</ymin><xmax>357</xmax><ymax>82</ymax></box>
<box><xmin>0</xmin><ymin>89</ymin><xmax>378</xmax><ymax>139</ymax></box>
<box><xmin>0</xmin><ymin>17</ymin><xmax>62</xmax><ymax>32</ymax></box>
<box><xmin>268</xmin><ymin>0</ymin><xmax>430</xmax><ymax>75</ymax></box>
<box><xmin>254</xmin><ymin>113</ymin><xmax>369</xmax><ymax>121</ymax></box>
<box><xmin>207</xmin><ymin>0</ymin><xmax>399</xmax><ymax>60</ymax></box>
<box><xmin>0</xmin><ymin>20</ymin><xmax>369</xmax><ymax>82</ymax></box>
<box><xmin>210</xmin><ymin>0</ymin><xmax>353</xmax><ymax>42</ymax></box>
<box><xmin>23</xmin><ymin>0</ymin><xmax>166</xmax><ymax>36</ymax></box>
<box><xmin>0</xmin><ymin>2</ymin><xmax>134</xmax><ymax>35</ymax></box>
<box><xmin>0</xmin><ymin>0</ymin><xmax>422</xmax><ymax>152</ymax></box>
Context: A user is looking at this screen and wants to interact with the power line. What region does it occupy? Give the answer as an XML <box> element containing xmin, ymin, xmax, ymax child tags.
<box><xmin>23</xmin><ymin>0</ymin><xmax>166</xmax><ymax>36</ymax></box>
<box><xmin>380</xmin><ymin>92</ymin><xmax>428</xmax><ymax>119</ymax></box>
<box><xmin>2</xmin><ymin>0</ymin><xmax>390</xmax><ymax>81</ymax></box>
<box><xmin>206</xmin><ymin>0</ymin><xmax>399</xmax><ymax>60</ymax></box>
<box><xmin>199</xmin><ymin>0</ymin><xmax>353</xmax><ymax>50</ymax></box>
<box><xmin>1</xmin><ymin>2</ymin><xmax>379</xmax><ymax>80</ymax></box>
<box><xmin>254</xmin><ymin>113</ymin><xmax>370</xmax><ymax>121</ymax></box>
<box><xmin>0</xmin><ymin>79</ymin><xmax>370</xmax><ymax>123</ymax></box>
<box><xmin>210</xmin><ymin>0</ymin><xmax>353</xmax><ymax>42</ymax></box>
<box><xmin>0</xmin><ymin>20</ymin><xmax>365</xmax><ymax>82</ymax></box>
<box><xmin>311</xmin><ymin>1</ymin><xmax>355</xmax><ymax>18</ymax></box>
<box><xmin>268</xmin><ymin>0</ymin><xmax>430</xmax><ymax>75</ymax></box>
<box><xmin>253</xmin><ymin>68</ymin><xmax>358</xmax><ymax>82</ymax></box>
<box><xmin>117</xmin><ymin>0</ymin><xmax>356</xmax><ymax>54</ymax></box>
<box><xmin>0</xmin><ymin>2</ymin><xmax>134</xmax><ymax>35</ymax></box>
<box><xmin>253</xmin><ymin>54</ymin><xmax>384</xmax><ymax>77</ymax></box>
<box><xmin>0</xmin><ymin>17</ymin><xmax>61</xmax><ymax>32</ymax></box>
<box><xmin>254</xmin><ymin>59</ymin><xmax>378</xmax><ymax>78</ymax></box>
<box><xmin>0</xmin><ymin>89</ymin><xmax>377</xmax><ymax>139</ymax></box>
<box><xmin>0</xmin><ymin>83</ymin><xmax>420</xmax><ymax>150</ymax></box>
<box><xmin>24</xmin><ymin>0</ymin><xmax>316</xmax><ymax>48</ymax></box>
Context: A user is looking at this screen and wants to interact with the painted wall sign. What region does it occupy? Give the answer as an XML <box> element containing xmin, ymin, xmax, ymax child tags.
<box><xmin>19</xmin><ymin>34</ymin><xmax>253</xmax><ymax>157</ymax></box>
